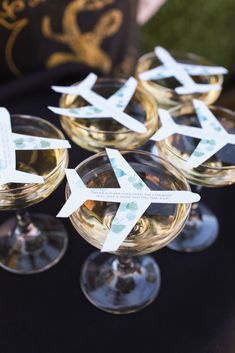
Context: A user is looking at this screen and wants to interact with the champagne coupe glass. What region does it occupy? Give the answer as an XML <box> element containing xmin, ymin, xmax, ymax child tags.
<box><xmin>156</xmin><ymin>103</ymin><xmax>235</xmax><ymax>252</ymax></box>
<box><xmin>65</xmin><ymin>150</ymin><xmax>192</xmax><ymax>314</ymax></box>
<box><xmin>59</xmin><ymin>78</ymin><xmax>158</xmax><ymax>152</ymax></box>
<box><xmin>136</xmin><ymin>50</ymin><xmax>224</xmax><ymax>109</ymax></box>
<box><xmin>0</xmin><ymin>115</ymin><xmax>69</xmax><ymax>274</ymax></box>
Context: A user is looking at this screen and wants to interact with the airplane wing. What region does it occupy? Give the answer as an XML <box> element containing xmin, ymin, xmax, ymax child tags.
<box><xmin>106</xmin><ymin>148</ymin><xmax>150</xmax><ymax>191</ymax></box>
<box><xmin>151</xmin><ymin>108</ymin><xmax>177</xmax><ymax>141</ymax></box>
<box><xmin>187</xmin><ymin>138</ymin><xmax>227</xmax><ymax>169</ymax></box>
<box><xmin>186</xmin><ymin>99</ymin><xmax>228</xmax><ymax>168</ymax></box>
<box><xmin>155</xmin><ymin>46</ymin><xmax>196</xmax><ymax>88</ymax></box>
<box><xmin>139</xmin><ymin>65</ymin><xmax>172</xmax><ymax>81</ymax></box>
<box><xmin>12</xmin><ymin>133</ymin><xmax>71</xmax><ymax>150</ymax></box>
<box><xmin>0</xmin><ymin>107</ymin><xmax>16</xmax><ymax>171</ymax></box>
<box><xmin>139</xmin><ymin>64</ymin><xmax>227</xmax><ymax>82</ymax></box>
<box><xmin>48</xmin><ymin>77</ymin><xmax>143</xmax><ymax>133</ymax></box>
<box><xmin>107</xmin><ymin>77</ymin><xmax>137</xmax><ymax>110</ymax></box>
<box><xmin>181</xmin><ymin>64</ymin><xmax>228</xmax><ymax>76</ymax></box>
<box><xmin>0</xmin><ymin>108</ymin><xmax>46</xmax><ymax>185</ymax></box>
<box><xmin>57</xmin><ymin>169</ymin><xmax>90</xmax><ymax>217</ymax></box>
<box><xmin>101</xmin><ymin>200</ymin><xmax>150</xmax><ymax>252</ymax></box>
<box><xmin>49</xmin><ymin>77</ymin><xmax>137</xmax><ymax>119</ymax></box>
<box><xmin>4</xmin><ymin>170</ymin><xmax>44</xmax><ymax>184</ymax></box>
<box><xmin>101</xmin><ymin>149</ymin><xmax>151</xmax><ymax>252</ymax></box>
<box><xmin>48</xmin><ymin>105</ymin><xmax>109</xmax><ymax>118</ymax></box>
<box><xmin>52</xmin><ymin>74</ymin><xmax>146</xmax><ymax>133</ymax></box>
<box><xmin>52</xmin><ymin>73</ymin><xmax>97</xmax><ymax>95</ymax></box>
<box><xmin>193</xmin><ymin>99</ymin><xmax>228</xmax><ymax>135</ymax></box>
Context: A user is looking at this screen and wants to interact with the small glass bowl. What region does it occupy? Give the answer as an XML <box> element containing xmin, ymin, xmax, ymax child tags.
<box><xmin>0</xmin><ymin>114</ymin><xmax>69</xmax><ymax>274</ymax></box>
<box><xmin>59</xmin><ymin>78</ymin><xmax>158</xmax><ymax>152</ymax></box>
<box><xmin>66</xmin><ymin>150</ymin><xmax>191</xmax><ymax>256</ymax></box>
<box><xmin>0</xmin><ymin>115</ymin><xmax>69</xmax><ymax>210</ymax></box>
<box><xmin>156</xmin><ymin>103</ymin><xmax>235</xmax><ymax>187</ymax></box>
<box><xmin>136</xmin><ymin>50</ymin><xmax>224</xmax><ymax>109</ymax></box>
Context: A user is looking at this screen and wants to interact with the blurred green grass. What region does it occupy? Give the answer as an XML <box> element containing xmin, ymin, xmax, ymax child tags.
<box><xmin>142</xmin><ymin>0</ymin><xmax>235</xmax><ymax>73</ymax></box>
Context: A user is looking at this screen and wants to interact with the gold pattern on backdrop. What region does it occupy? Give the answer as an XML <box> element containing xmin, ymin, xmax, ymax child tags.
<box><xmin>0</xmin><ymin>1</ymin><xmax>28</xmax><ymax>76</ymax></box>
<box><xmin>42</xmin><ymin>0</ymin><xmax>123</xmax><ymax>73</ymax></box>
<box><xmin>28</xmin><ymin>0</ymin><xmax>46</xmax><ymax>7</ymax></box>
<box><xmin>0</xmin><ymin>0</ymin><xmax>45</xmax><ymax>76</ymax></box>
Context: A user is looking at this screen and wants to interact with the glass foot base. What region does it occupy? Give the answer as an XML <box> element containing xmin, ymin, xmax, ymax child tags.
<box><xmin>167</xmin><ymin>203</ymin><xmax>219</xmax><ymax>252</ymax></box>
<box><xmin>80</xmin><ymin>251</ymin><xmax>161</xmax><ymax>314</ymax></box>
<box><xmin>0</xmin><ymin>213</ymin><xmax>68</xmax><ymax>274</ymax></box>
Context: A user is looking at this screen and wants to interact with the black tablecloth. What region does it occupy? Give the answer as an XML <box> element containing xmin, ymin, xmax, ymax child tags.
<box><xmin>0</xmin><ymin>71</ymin><xmax>235</xmax><ymax>353</ymax></box>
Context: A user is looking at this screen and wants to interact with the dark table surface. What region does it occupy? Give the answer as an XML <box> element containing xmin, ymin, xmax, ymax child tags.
<box><xmin>0</xmin><ymin>70</ymin><xmax>235</xmax><ymax>353</ymax></box>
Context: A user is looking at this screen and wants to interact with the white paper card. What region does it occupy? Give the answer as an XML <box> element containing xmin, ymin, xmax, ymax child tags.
<box><xmin>140</xmin><ymin>63</ymin><xmax>228</xmax><ymax>81</ymax></box>
<box><xmin>12</xmin><ymin>133</ymin><xmax>70</xmax><ymax>150</ymax></box>
<box><xmin>139</xmin><ymin>46</ymin><xmax>226</xmax><ymax>94</ymax></box>
<box><xmin>0</xmin><ymin>107</ymin><xmax>71</xmax><ymax>185</ymax></box>
<box><xmin>57</xmin><ymin>148</ymin><xmax>200</xmax><ymax>252</ymax></box>
<box><xmin>50</xmin><ymin>74</ymin><xmax>147</xmax><ymax>133</ymax></box>
<box><xmin>151</xmin><ymin>99</ymin><xmax>235</xmax><ymax>168</ymax></box>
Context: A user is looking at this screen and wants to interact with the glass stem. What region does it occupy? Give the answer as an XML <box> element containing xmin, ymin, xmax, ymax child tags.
<box><xmin>16</xmin><ymin>209</ymin><xmax>32</xmax><ymax>233</ymax></box>
<box><xmin>196</xmin><ymin>185</ymin><xmax>203</xmax><ymax>193</ymax></box>
<box><xmin>14</xmin><ymin>210</ymin><xmax>44</xmax><ymax>252</ymax></box>
<box><xmin>190</xmin><ymin>185</ymin><xmax>203</xmax><ymax>219</ymax></box>
<box><xmin>116</xmin><ymin>255</ymin><xmax>136</xmax><ymax>274</ymax></box>
<box><xmin>182</xmin><ymin>185</ymin><xmax>203</xmax><ymax>237</ymax></box>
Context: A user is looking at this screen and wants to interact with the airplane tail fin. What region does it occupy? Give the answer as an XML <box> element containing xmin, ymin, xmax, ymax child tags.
<box><xmin>51</xmin><ymin>73</ymin><xmax>97</xmax><ymax>95</ymax></box>
<box><xmin>151</xmin><ymin>109</ymin><xmax>177</xmax><ymax>141</ymax></box>
<box><xmin>0</xmin><ymin>170</ymin><xmax>44</xmax><ymax>185</ymax></box>
<box><xmin>57</xmin><ymin>169</ymin><xmax>89</xmax><ymax>218</ymax></box>
<box><xmin>176</xmin><ymin>83</ymin><xmax>221</xmax><ymax>95</ymax></box>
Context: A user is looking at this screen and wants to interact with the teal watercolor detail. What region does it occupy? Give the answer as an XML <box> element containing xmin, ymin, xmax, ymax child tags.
<box><xmin>40</xmin><ymin>140</ymin><xmax>51</xmax><ymax>148</ymax></box>
<box><xmin>111</xmin><ymin>201</ymin><xmax>139</xmax><ymax>234</ymax></box>
<box><xmin>14</xmin><ymin>138</ymin><xmax>26</xmax><ymax>148</ymax></box>
<box><xmin>120</xmin><ymin>202</ymin><xmax>138</xmax><ymax>212</ymax></box>
<box><xmin>196</xmin><ymin>107</ymin><xmax>224</xmax><ymax>133</ymax></box>
<box><xmin>116</xmin><ymin>91</ymin><xmax>124</xmax><ymax>98</ymax></box>
<box><xmin>108</xmin><ymin>156</ymin><xmax>144</xmax><ymax>235</ymax></box>
<box><xmin>193</xmin><ymin>139</ymin><xmax>218</xmax><ymax>158</ymax></box>
<box><xmin>193</xmin><ymin>151</ymin><xmax>205</xmax><ymax>157</ymax></box>
<box><xmin>14</xmin><ymin>137</ymin><xmax>52</xmax><ymax>149</ymax></box>
<box><xmin>112</xmin><ymin>224</ymin><xmax>126</xmax><ymax>233</ymax></box>
<box><xmin>128</xmin><ymin>175</ymin><xmax>144</xmax><ymax>190</ymax></box>
<box><xmin>110</xmin><ymin>158</ymin><xmax>127</xmax><ymax>178</ymax></box>
<box><xmin>89</xmin><ymin>107</ymin><xmax>102</xmax><ymax>114</ymax></box>
<box><xmin>69</xmin><ymin>106</ymin><xmax>102</xmax><ymax>115</ymax></box>
<box><xmin>69</xmin><ymin>108</ymin><xmax>80</xmax><ymax>114</ymax></box>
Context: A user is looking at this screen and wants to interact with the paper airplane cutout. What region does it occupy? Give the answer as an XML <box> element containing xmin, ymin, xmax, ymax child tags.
<box><xmin>151</xmin><ymin>99</ymin><xmax>235</xmax><ymax>168</ymax></box>
<box><xmin>139</xmin><ymin>46</ymin><xmax>227</xmax><ymax>95</ymax></box>
<box><xmin>57</xmin><ymin>148</ymin><xmax>200</xmax><ymax>252</ymax></box>
<box><xmin>0</xmin><ymin>107</ymin><xmax>71</xmax><ymax>185</ymax></box>
<box><xmin>49</xmin><ymin>73</ymin><xmax>147</xmax><ymax>133</ymax></box>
